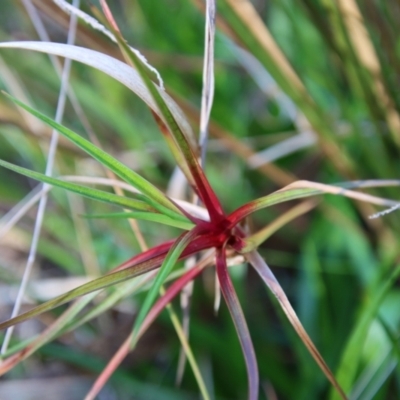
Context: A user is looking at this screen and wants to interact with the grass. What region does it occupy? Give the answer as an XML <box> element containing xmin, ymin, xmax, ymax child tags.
<box><xmin>0</xmin><ymin>1</ymin><xmax>400</xmax><ymax>399</ymax></box>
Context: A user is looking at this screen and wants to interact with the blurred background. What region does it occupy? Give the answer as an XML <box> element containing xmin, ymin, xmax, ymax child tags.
<box><xmin>0</xmin><ymin>1</ymin><xmax>400</xmax><ymax>399</ymax></box>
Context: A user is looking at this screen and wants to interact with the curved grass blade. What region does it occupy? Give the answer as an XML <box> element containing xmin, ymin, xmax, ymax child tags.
<box><xmin>3</xmin><ymin>92</ymin><xmax>184</xmax><ymax>219</ymax></box>
<box><xmin>216</xmin><ymin>247</ymin><xmax>259</xmax><ymax>400</ymax></box>
<box><xmin>0</xmin><ymin>41</ymin><xmax>192</xmax><ymax>144</ymax></box>
<box><xmin>246</xmin><ymin>250</ymin><xmax>347</xmax><ymax>400</ymax></box>
<box><xmin>0</xmin><ymin>159</ymin><xmax>154</xmax><ymax>212</ymax></box>
<box><xmin>82</xmin><ymin>211</ymin><xmax>194</xmax><ymax>230</ymax></box>
<box><xmin>229</xmin><ymin>179</ymin><xmax>400</xmax><ymax>225</ymax></box>
<box><xmin>53</xmin><ymin>0</ymin><xmax>164</xmax><ymax>89</ymax></box>
<box><xmin>97</xmin><ymin>2</ymin><xmax>224</xmax><ymax>222</ymax></box>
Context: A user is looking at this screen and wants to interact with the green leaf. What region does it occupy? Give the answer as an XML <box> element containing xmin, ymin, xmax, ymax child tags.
<box><xmin>0</xmin><ymin>159</ymin><xmax>153</xmax><ymax>212</ymax></box>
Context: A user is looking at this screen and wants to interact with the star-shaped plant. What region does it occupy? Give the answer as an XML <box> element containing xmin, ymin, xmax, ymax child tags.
<box><xmin>1</xmin><ymin>2</ymin><xmax>399</xmax><ymax>399</ymax></box>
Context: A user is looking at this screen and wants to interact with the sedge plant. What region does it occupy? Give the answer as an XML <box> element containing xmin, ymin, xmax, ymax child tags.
<box><xmin>1</xmin><ymin>1</ymin><xmax>400</xmax><ymax>399</ymax></box>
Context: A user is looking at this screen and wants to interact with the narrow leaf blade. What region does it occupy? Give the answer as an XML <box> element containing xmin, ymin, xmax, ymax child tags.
<box><xmin>132</xmin><ymin>228</ymin><xmax>199</xmax><ymax>337</ymax></box>
<box><xmin>83</xmin><ymin>211</ymin><xmax>194</xmax><ymax>230</ymax></box>
<box><xmin>0</xmin><ymin>159</ymin><xmax>152</xmax><ymax>212</ymax></box>
<box><xmin>4</xmin><ymin>93</ymin><xmax>183</xmax><ymax>218</ymax></box>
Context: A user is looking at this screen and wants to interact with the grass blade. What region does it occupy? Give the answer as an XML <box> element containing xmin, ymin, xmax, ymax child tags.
<box><xmin>132</xmin><ymin>228</ymin><xmax>199</xmax><ymax>338</ymax></box>
<box><xmin>82</xmin><ymin>211</ymin><xmax>194</xmax><ymax>230</ymax></box>
<box><xmin>86</xmin><ymin>256</ymin><xmax>210</xmax><ymax>400</ymax></box>
<box><xmin>0</xmin><ymin>41</ymin><xmax>191</xmax><ymax>142</ymax></box>
<box><xmin>0</xmin><ymin>159</ymin><xmax>154</xmax><ymax>212</ymax></box>
<box><xmin>3</xmin><ymin>92</ymin><xmax>183</xmax><ymax>218</ymax></box>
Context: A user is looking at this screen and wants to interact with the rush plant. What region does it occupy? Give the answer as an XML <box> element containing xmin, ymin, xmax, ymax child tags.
<box><xmin>1</xmin><ymin>1</ymin><xmax>400</xmax><ymax>400</ymax></box>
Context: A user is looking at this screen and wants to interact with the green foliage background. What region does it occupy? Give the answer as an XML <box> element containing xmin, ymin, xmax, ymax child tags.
<box><xmin>0</xmin><ymin>1</ymin><xmax>400</xmax><ymax>399</ymax></box>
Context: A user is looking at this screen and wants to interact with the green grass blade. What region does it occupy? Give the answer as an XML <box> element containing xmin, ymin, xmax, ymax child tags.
<box><xmin>3</xmin><ymin>92</ymin><xmax>184</xmax><ymax>219</ymax></box>
<box><xmin>0</xmin><ymin>159</ymin><xmax>153</xmax><ymax>212</ymax></box>
<box><xmin>83</xmin><ymin>211</ymin><xmax>194</xmax><ymax>230</ymax></box>
<box><xmin>132</xmin><ymin>228</ymin><xmax>198</xmax><ymax>340</ymax></box>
